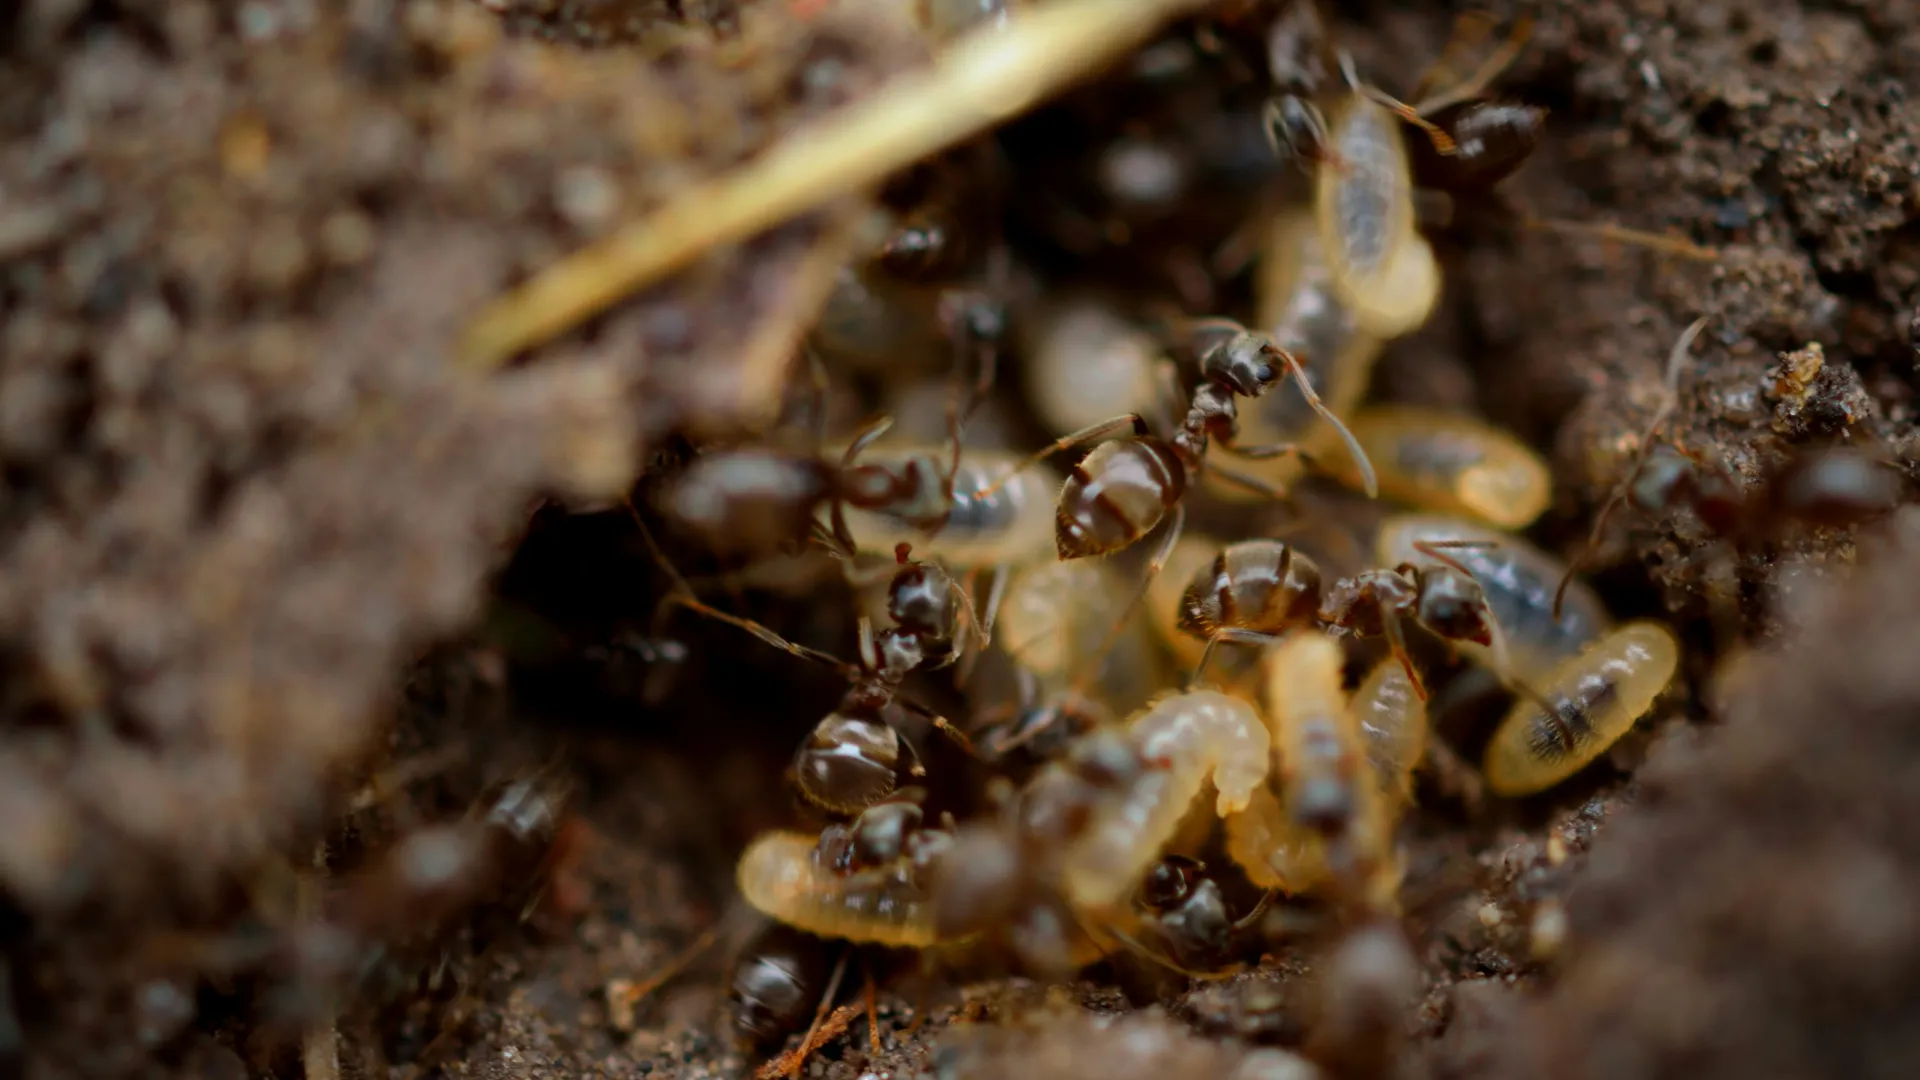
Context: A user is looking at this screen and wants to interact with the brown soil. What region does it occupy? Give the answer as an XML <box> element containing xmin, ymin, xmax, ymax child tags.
<box><xmin>2</xmin><ymin>0</ymin><xmax>1919</xmax><ymax>1078</ymax></box>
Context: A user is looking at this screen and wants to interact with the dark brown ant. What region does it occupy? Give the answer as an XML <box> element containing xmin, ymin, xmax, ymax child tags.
<box><xmin>1178</xmin><ymin>536</ymin><xmax>1506</xmax><ymax>701</ymax></box>
<box><xmin>976</xmin><ymin>321</ymin><xmax>1375</xmax><ymax>682</ymax></box>
<box><xmin>649</xmin><ymin>532</ymin><xmax>978</xmax><ymax>814</ymax></box>
<box><xmin>263</xmin><ymin>775</ymin><xmax>575</xmax><ymax>1028</ymax></box>
<box><xmin>1135</xmin><ymin>855</ymin><xmax>1271</xmax><ymax>975</ymax></box>
<box><xmin>661</xmin><ymin>414</ymin><xmax>962</xmax><ymax>562</ymax></box>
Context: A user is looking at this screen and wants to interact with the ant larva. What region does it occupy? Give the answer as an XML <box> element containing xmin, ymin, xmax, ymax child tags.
<box><xmin>1222</xmin><ymin>633</ymin><xmax>1402</xmax><ymax>913</ymax></box>
<box><xmin>736</xmin><ymin>790</ymin><xmax>955</xmax><ymax>949</ymax></box>
<box><xmin>647</xmin><ymin>530</ymin><xmax>978</xmax><ymax>814</ymax></box>
<box><xmin>1057</xmin><ymin>689</ymin><xmax>1271</xmax><ymax>915</ymax></box>
<box><xmin>970</xmin><ymin>557</ymin><xmax>1166</xmax><ymax>762</ymax></box>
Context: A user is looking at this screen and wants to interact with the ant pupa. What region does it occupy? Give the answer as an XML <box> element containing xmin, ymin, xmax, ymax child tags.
<box><xmin>736</xmin><ymin>795</ymin><xmax>955</xmax><ymax>949</ymax></box>
<box><xmin>647</xmin><ymin>530</ymin><xmax>978</xmax><ymax>813</ymax></box>
<box><xmin>831</xmin><ymin>443</ymin><xmax>1062</xmax><ymax>571</ymax></box>
<box><xmin>971</xmin><ymin>557</ymin><xmax>1167</xmax><ymax>760</ymax></box>
<box><xmin>1333</xmin><ymin>405</ymin><xmax>1553</xmax><ymax>530</ymax></box>
<box><xmin>1481</xmin><ymin>621</ymin><xmax>1681</xmax><ymax>796</ymax></box>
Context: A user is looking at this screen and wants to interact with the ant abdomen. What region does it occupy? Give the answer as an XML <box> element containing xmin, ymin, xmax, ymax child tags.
<box><xmin>1482</xmin><ymin>621</ymin><xmax>1680</xmax><ymax>796</ymax></box>
<box><xmin>1406</xmin><ymin>101</ymin><xmax>1547</xmax><ymax>194</ymax></box>
<box><xmin>1057</xmin><ymin>437</ymin><xmax>1187</xmax><ymax>560</ymax></box>
<box><xmin>793</xmin><ymin>712</ymin><xmax>904</xmax><ymax>815</ymax></box>
<box><xmin>730</xmin><ymin>924</ymin><xmax>835</xmax><ymax>1050</ymax></box>
<box><xmin>1176</xmin><ymin>539</ymin><xmax>1324</xmax><ymax>639</ymax></box>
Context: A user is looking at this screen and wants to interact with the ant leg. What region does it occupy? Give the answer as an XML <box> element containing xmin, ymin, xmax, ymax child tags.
<box><xmin>894</xmin><ymin>694</ymin><xmax>977</xmax><ymax>757</ymax></box>
<box><xmin>760</xmin><ymin>949</ymin><xmax>852</xmax><ymax>1080</ymax></box>
<box><xmin>1228</xmin><ymin>441</ymin><xmax>1317</xmax><ymax>465</ymax></box>
<box><xmin>1232</xmin><ymin>887</ymin><xmax>1279</xmax><ymax>933</ymax></box>
<box><xmin>864</xmin><ymin>969</ymin><xmax>882</xmax><ymax>1054</ymax></box>
<box><xmin>804</xmin><ymin>345</ymin><xmax>833</xmax><ymax>455</ymax></box>
<box><xmin>1380</xmin><ymin>614</ymin><xmax>1431</xmax><ymax>702</ymax></box>
<box><xmin>972</xmin><ymin>413</ymin><xmax>1151</xmax><ymax>500</ymax></box>
<box><xmin>1359</xmin><ymin>83</ymin><xmax>1459</xmax><ymax>154</ymax></box>
<box><xmin>1210</xmin><ymin>461</ymin><xmax>1297</xmax><ymax>502</ymax></box>
<box><xmin>1189</xmin><ymin>627</ymin><xmax>1284</xmax><ymax>690</ymax></box>
<box><xmin>828</xmin><ymin>414</ymin><xmax>900</xmax><ymax>555</ymax></box>
<box><xmin>977</xmin><ymin>562</ymin><xmax>1008</xmax><ymax>651</ymax></box>
<box><xmin>635</xmin><ymin>510</ymin><xmax>860</xmax><ymax>676</ymax></box>
<box><xmin>1521</xmin><ymin>217</ymin><xmax>1720</xmax><ymax>261</ymax></box>
<box><xmin>1093</xmin><ymin>500</ymin><xmax>1187</xmax><ymax>693</ymax></box>
<box><xmin>607</xmin><ymin>921</ymin><xmax>725</xmax><ymax>1021</ymax></box>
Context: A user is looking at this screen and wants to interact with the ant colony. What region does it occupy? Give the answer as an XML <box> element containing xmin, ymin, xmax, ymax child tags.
<box><xmin>417</xmin><ymin>0</ymin><xmax>1904</xmax><ymax>1075</ymax></box>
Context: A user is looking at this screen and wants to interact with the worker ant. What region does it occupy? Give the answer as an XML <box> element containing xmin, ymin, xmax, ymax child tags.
<box><xmin>646</xmin><ymin>527</ymin><xmax>979</xmax><ymax>815</ymax></box>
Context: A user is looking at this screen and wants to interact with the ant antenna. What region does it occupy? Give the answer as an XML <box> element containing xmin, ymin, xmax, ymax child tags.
<box><xmin>1552</xmin><ymin>314</ymin><xmax>1712</xmax><ymax>617</ymax></box>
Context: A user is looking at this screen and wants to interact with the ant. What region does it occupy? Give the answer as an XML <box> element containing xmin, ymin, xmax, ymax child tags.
<box><xmin>661</xmin><ymin>413</ymin><xmax>966</xmax><ymax>564</ymax></box>
<box><xmin>1178</xmin><ymin>536</ymin><xmax>1508</xmax><ymax>702</ymax></box>
<box><xmin>976</xmin><ymin>320</ymin><xmax>1377</xmax><ymax>690</ymax></box>
<box><xmin>645</xmin><ymin>524</ymin><xmax>978</xmax><ymax>815</ymax></box>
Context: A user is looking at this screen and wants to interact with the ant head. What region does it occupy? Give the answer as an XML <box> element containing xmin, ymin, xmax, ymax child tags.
<box><xmin>846</xmin><ymin>797</ymin><xmax>927</xmax><ymax>871</ymax></box>
<box><xmin>1200</xmin><ymin>330</ymin><xmax>1288</xmax><ymax>398</ymax></box>
<box><xmin>1140</xmin><ymin>854</ymin><xmax>1205</xmax><ymax>912</ymax></box>
<box><xmin>1414</xmin><ymin>568</ymin><xmax>1494</xmax><ymax>647</ymax></box>
<box><xmin>887</xmin><ymin>562</ymin><xmax>958</xmax><ymax>639</ymax></box>
<box><xmin>1263</xmin><ymin>94</ymin><xmax>1329</xmax><ymax>169</ymax></box>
